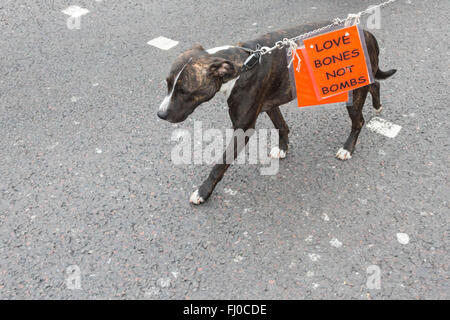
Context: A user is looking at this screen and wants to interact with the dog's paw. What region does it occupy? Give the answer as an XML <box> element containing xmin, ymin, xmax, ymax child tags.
<box><xmin>336</xmin><ymin>148</ymin><xmax>352</xmax><ymax>160</ymax></box>
<box><xmin>269</xmin><ymin>147</ymin><xmax>287</xmax><ymax>159</ymax></box>
<box><xmin>189</xmin><ymin>190</ymin><xmax>205</xmax><ymax>205</ymax></box>
<box><xmin>375</xmin><ymin>105</ymin><xmax>383</xmax><ymax>115</ymax></box>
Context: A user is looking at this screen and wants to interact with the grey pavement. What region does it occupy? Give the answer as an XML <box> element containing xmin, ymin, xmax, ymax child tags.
<box><xmin>0</xmin><ymin>0</ymin><xmax>449</xmax><ymax>299</ymax></box>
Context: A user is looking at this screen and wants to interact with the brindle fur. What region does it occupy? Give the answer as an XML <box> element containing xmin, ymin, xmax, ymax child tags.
<box><xmin>158</xmin><ymin>22</ymin><xmax>397</xmax><ymax>204</ymax></box>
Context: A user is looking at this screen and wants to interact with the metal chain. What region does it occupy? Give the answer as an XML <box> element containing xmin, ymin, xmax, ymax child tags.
<box><xmin>255</xmin><ymin>0</ymin><xmax>397</xmax><ymax>57</ymax></box>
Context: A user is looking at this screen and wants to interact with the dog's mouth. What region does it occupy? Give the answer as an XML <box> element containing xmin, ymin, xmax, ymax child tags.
<box><xmin>158</xmin><ymin>111</ymin><xmax>190</xmax><ymax>124</ymax></box>
<box><xmin>166</xmin><ymin>116</ymin><xmax>186</xmax><ymax>124</ymax></box>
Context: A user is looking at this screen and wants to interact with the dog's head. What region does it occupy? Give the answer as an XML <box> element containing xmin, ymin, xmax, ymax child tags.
<box><xmin>157</xmin><ymin>44</ymin><xmax>237</xmax><ymax>123</ymax></box>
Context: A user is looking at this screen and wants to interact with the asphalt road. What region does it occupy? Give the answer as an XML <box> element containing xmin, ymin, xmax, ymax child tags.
<box><xmin>0</xmin><ymin>0</ymin><xmax>448</xmax><ymax>299</ymax></box>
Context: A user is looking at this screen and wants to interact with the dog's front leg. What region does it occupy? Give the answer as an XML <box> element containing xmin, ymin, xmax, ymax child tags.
<box><xmin>190</xmin><ymin>119</ymin><xmax>256</xmax><ymax>205</ymax></box>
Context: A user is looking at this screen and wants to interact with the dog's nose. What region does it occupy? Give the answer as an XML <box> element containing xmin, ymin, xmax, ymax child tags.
<box><xmin>157</xmin><ymin>110</ymin><xmax>168</xmax><ymax>120</ymax></box>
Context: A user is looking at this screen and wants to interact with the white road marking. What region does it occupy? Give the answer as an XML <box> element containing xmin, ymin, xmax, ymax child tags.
<box><xmin>224</xmin><ymin>188</ymin><xmax>237</xmax><ymax>196</ymax></box>
<box><xmin>366</xmin><ymin>117</ymin><xmax>402</xmax><ymax>138</ymax></box>
<box><xmin>396</xmin><ymin>233</ymin><xmax>410</xmax><ymax>244</ymax></box>
<box><xmin>330</xmin><ymin>238</ymin><xmax>343</xmax><ymax>248</ymax></box>
<box><xmin>147</xmin><ymin>36</ymin><xmax>179</xmax><ymax>50</ymax></box>
<box><xmin>62</xmin><ymin>6</ymin><xmax>90</xmax><ymax>18</ymax></box>
<box><xmin>308</xmin><ymin>253</ymin><xmax>321</xmax><ymax>262</ymax></box>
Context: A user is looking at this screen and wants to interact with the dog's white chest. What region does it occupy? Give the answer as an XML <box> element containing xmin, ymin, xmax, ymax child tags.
<box><xmin>220</xmin><ymin>77</ymin><xmax>239</xmax><ymax>99</ymax></box>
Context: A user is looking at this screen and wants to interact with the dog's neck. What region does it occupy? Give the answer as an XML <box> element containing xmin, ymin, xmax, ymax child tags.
<box><xmin>207</xmin><ymin>46</ymin><xmax>252</xmax><ymax>99</ymax></box>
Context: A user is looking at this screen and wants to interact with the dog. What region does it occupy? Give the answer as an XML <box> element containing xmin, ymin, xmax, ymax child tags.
<box><xmin>157</xmin><ymin>21</ymin><xmax>397</xmax><ymax>204</ymax></box>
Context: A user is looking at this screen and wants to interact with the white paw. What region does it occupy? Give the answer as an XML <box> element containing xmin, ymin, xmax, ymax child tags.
<box><xmin>189</xmin><ymin>190</ymin><xmax>204</xmax><ymax>205</ymax></box>
<box><xmin>336</xmin><ymin>148</ymin><xmax>352</xmax><ymax>160</ymax></box>
<box><xmin>269</xmin><ymin>147</ymin><xmax>287</xmax><ymax>159</ymax></box>
<box><xmin>375</xmin><ymin>105</ymin><xmax>383</xmax><ymax>115</ymax></box>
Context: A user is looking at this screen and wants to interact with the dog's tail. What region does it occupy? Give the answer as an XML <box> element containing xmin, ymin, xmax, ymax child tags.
<box><xmin>375</xmin><ymin>68</ymin><xmax>397</xmax><ymax>80</ymax></box>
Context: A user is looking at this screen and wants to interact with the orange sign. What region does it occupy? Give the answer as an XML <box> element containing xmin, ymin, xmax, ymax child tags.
<box><xmin>293</xmin><ymin>48</ymin><xmax>348</xmax><ymax>107</ymax></box>
<box><xmin>302</xmin><ymin>25</ymin><xmax>373</xmax><ymax>99</ymax></box>
<box><xmin>292</xmin><ymin>48</ymin><xmax>349</xmax><ymax>107</ymax></box>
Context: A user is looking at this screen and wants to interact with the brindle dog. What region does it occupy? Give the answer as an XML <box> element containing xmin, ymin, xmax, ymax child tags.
<box><xmin>157</xmin><ymin>22</ymin><xmax>397</xmax><ymax>204</ymax></box>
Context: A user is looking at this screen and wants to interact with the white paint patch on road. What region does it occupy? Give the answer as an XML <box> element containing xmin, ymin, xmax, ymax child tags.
<box><xmin>308</xmin><ymin>253</ymin><xmax>320</xmax><ymax>262</ymax></box>
<box><xmin>322</xmin><ymin>213</ymin><xmax>330</xmax><ymax>222</ymax></box>
<box><xmin>224</xmin><ymin>188</ymin><xmax>237</xmax><ymax>196</ymax></box>
<box><xmin>95</xmin><ymin>148</ymin><xmax>102</xmax><ymax>154</ymax></box>
<box><xmin>62</xmin><ymin>6</ymin><xmax>90</xmax><ymax>18</ymax></box>
<box><xmin>366</xmin><ymin>117</ymin><xmax>402</xmax><ymax>138</ymax></box>
<box><xmin>330</xmin><ymin>238</ymin><xmax>343</xmax><ymax>248</ymax></box>
<box><xmin>397</xmin><ymin>233</ymin><xmax>410</xmax><ymax>244</ymax></box>
<box><xmin>147</xmin><ymin>36</ymin><xmax>179</xmax><ymax>50</ymax></box>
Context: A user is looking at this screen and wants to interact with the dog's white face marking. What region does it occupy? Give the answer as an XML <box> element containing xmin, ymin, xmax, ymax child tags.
<box><xmin>189</xmin><ymin>190</ymin><xmax>204</xmax><ymax>204</ymax></box>
<box><xmin>219</xmin><ymin>77</ymin><xmax>240</xmax><ymax>100</ymax></box>
<box><xmin>159</xmin><ymin>59</ymin><xmax>192</xmax><ymax>113</ymax></box>
<box><xmin>269</xmin><ymin>147</ymin><xmax>287</xmax><ymax>159</ymax></box>
<box><xmin>159</xmin><ymin>95</ymin><xmax>171</xmax><ymax>113</ymax></box>
<box><xmin>206</xmin><ymin>45</ymin><xmax>233</xmax><ymax>54</ymax></box>
<box><xmin>336</xmin><ymin>148</ymin><xmax>352</xmax><ymax>160</ymax></box>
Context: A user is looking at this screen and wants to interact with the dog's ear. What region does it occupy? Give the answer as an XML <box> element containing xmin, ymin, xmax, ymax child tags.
<box><xmin>190</xmin><ymin>43</ymin><xmax>205</xmax><ymax>51</ymax></box>
<box><xmin>208</xmin><ymin>58</ymin><xmax>234</xmax><ymax>78</ymax></box>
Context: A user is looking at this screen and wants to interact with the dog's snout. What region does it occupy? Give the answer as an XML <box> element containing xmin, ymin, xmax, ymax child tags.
<box><xmin>157</xmin><ymin>110</ymin><xmax>168</xmax><ymax>120</ymax></box>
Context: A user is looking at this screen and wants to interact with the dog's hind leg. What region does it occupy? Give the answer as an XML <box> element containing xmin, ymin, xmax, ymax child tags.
<box><xmin>369</xmin><ymin>81</ymin><xmax>382</xmax><ymax>114</ymax></box>
<box><xmin>336</xmin><ymin>86</ymin><xmax>370</xmax><ymax>161</ymax></box>
<box><xmin>266</xmin><ymin>106</ymin><xmax>290</xmax><ymax>159</ymax></box>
